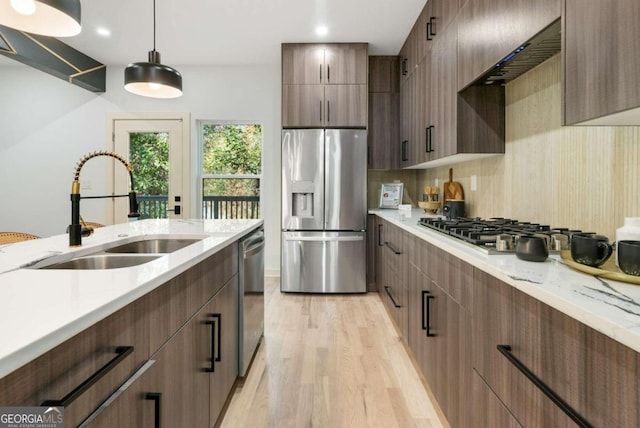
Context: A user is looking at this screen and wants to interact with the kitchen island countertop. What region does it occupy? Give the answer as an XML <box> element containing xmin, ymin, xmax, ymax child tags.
<box><xmin>371</xmin><ymin>209</ymin><xmax>640</xmax><ymax>354</ymax></box>
<box><xmin>0</xmin><ymin>218</ymin><xmax>262</xmax><ymax>378</ymax></box>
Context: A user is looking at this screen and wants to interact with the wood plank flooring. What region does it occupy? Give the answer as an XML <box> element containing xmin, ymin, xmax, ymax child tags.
<box><xmin>221</xmin><ymin>277</ymin><xmax>446</xmax><ymax>428</ymax></box>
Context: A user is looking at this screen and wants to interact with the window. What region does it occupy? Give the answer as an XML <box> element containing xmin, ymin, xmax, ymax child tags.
<box><xmin>129</xmin><ymin>131</ymin><xmax>170</xmax><ymax>219</ymax></box>
<box><xmin>200</xmin><ymin>123</ymin><xmax>262</xmax><ymax>219</ymax></box>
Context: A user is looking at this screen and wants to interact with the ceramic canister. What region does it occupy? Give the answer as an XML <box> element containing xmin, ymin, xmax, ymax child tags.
<box><xmin>616</xmin><ymin>218</ymin><xmax>640</xmax><ymax>266</ymax></box>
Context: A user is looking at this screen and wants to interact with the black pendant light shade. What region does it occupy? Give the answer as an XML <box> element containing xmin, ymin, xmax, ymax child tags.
<box><xmin>124</xmin><ymin>50</ymin><xmax>183</xmax><ymax>98</ymax></box>
<box><xmin>124</xmin><ymin>0</ymin><xmax>182</xmax><ymax>99</ymax></box>
<box><xmin>0</xmin><ymin>0</ymin><xmax>81</xmax><ymax>37</ymax></box>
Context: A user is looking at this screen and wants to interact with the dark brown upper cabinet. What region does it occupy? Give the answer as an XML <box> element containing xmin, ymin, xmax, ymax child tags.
<box><xmin>282</xmin><ymin>43</ymin><xmax>368</xmax><ymax>128</ymax></box>
<box><xmin>282</xmin><ymin>43</ymin><xmax>368</xmax><ymax>85</ymax></box>
<box><xmin>564</xmin><ymin>0</ymin><xmax>640</xmax><ymax>125</ymax></box>
<box><xmin>368</xmin><ymin>57</ymin><xmax>399</xmax><ymax>169</ymax></box>
<box><xmin>457</xmin><ymin>0</ymin><xmax>561</xmax><ymax>91</ymax></box>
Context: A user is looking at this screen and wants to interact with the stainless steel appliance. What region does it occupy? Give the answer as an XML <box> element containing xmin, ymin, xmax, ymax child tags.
<box><xmin>238</xmin><ymin>227</ymin><xmax>264</xmax><ymax>376</ymax></box>
<box><xmin>418</xmin><ymin>217</ymin><xmax>584</xmax><ymax>255</ymax></box>
<box><xmin>281</xmin><ymin>129</ymin><xmax>367</xmax><ymax>293</ymax></box>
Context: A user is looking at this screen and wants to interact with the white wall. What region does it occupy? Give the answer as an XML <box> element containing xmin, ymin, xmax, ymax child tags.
<box><xmin>0</xmin><ymin>63</ymin><xmax>282</xmax><ymax>273</ymax></box>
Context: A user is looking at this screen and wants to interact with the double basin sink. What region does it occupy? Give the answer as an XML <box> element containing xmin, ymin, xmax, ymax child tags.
<box><xmin>34</xmin><ymin>237</ymin><xmax>206</xmax><ymax>270</ymax></box>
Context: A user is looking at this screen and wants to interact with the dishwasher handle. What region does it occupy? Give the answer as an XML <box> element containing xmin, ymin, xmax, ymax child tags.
<box><xmin>243</xmin><ymin>229</ymin><xmax>265</xmax><ymax>258</ymax></box>
<box><xmin>244</xmin><ymin>240</ymin><xmax>265</xmax><ymax>258</ymax></box>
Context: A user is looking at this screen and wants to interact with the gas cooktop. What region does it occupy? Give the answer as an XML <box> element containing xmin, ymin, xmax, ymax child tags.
<box><xmin>417</xmin><ymin>217</ymin><xmax>584</xmax><ymax>254</ymax></box>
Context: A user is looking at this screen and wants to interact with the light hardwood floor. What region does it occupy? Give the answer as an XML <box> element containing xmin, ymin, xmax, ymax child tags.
<box><xmin>221</xmin><ymin>277</ymin><xmax>446</xmax><ymax>428</ymax></box>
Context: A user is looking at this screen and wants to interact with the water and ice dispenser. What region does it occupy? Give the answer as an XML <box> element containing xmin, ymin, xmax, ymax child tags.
<box><xmin>291</xmin><ymin>181</ymin><xmax>315</xmax><ymax>218</ymax></box>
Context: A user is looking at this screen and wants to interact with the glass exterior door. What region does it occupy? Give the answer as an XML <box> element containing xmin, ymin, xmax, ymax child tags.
<box><xmin>112</xmin><ymin>119</ymin><xmax>187</xmax><ymax>223</ymax></box>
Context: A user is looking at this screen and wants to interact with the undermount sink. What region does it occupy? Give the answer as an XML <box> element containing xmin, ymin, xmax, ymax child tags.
<box><xmin>29</xmin><ymin>236</ymin><xmax>207</xmax><ymax>270</ymax></box>
<box><xmin>38</xmin><ymin>254</ymin><xmax>161</xmax><ymax>270</ymax></box>
<box><xmin>104</xmin><ymin>238</ymin><xmax>203</xmax><ymax>254</ymax></box>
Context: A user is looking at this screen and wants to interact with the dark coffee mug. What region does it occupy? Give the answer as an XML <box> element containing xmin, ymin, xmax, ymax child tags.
<box><xmin>515</xmin><ymin>236</ymin><xmax>549</xmax><ymax>262</ymax></box>
<box><xmin>618</xmin><ymin>240</ymin><xmax>640</xmax><ymax>276</ymax></box>
<box><xmin>570</xmin><ymin>233</ymin><xmax>613</xmax><ymax>267</ymax></box>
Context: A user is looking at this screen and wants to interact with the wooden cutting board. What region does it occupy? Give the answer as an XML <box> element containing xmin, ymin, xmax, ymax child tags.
<box><xmin>444</xmin><ymin>168</ymin><xmax>464</xmax><ymax>201</ymax></box>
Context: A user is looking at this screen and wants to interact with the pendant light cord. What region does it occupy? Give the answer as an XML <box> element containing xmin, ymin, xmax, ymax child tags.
<box><xmin>153</xmin><ymin>0</ymin><xmax>156</xmax><ymax>51</ymax></box>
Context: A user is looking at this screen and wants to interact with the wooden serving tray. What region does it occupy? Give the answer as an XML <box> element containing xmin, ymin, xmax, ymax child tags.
<box><xmin>560</xmin><ymin>250</ymin><xmax>640</xmax><ymax>285</ymax></box>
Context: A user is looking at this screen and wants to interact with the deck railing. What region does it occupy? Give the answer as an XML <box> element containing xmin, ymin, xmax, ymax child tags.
<box><xmin>137</xmin><ymin>195</ymin><xmax>260</xmax><ymax>219</ymax></box>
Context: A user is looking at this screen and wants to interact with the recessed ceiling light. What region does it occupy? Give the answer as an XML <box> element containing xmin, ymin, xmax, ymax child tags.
<box><xmin>315</xmin><ymin>25</ymin><xmax>328</xmax><ymax>36</ymax></box>
<box><xmin>96</xmin><ymin>27</ymin><xmax>111</xmax><ymax>37</ymax></box>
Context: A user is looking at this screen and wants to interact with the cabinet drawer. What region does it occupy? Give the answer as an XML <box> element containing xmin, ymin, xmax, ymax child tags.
<box><xmin>473</xmin><ymin>269</ymin><xmax>640</xmax><ymax>427</ymax></box>
<box><xmin>473</xmin><ymin>270</ymin><xmax>581</xmax><ymax>426</ymax></box>
<box><xmin>381</xmin><ymin>271</ymin><xmax>408</xmax><ymax>339</ymax></box>
<box><xmin>472</xmin><ymin>370</ymin><xmax>522</xmax><ymax>427</ymax></box>
<box><xmin>0</xmin><ymin>298</ymin><xmax>149</xmax><ymax>427</ymax></box>
<box><xmin>147</xmin><ymin>243</ymin><xmax>238</xmax><ymax>354</ymax></box>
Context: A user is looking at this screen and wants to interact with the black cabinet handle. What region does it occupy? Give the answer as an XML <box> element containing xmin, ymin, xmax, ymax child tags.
<box><xmin>145</xmin><ymin>392</ymin><xmax>161</xmax><ymax>428</ymax></box>
<box><xmin>402</xmin><ymin>58</ymin><xmax>408</xmax><ymax>76</ymax></box>
<box><xmin>425</xmin><ymin>292</ymin><xmax>435</xmax><ymax>337</ymax></box>
<box><xmin>78</xmin><ymin>360</ymin><xmax>156</xmax><ymax>427</ymax></box>
<box><xmin>41</xmin><ymin>346</ymin><xmax>134</xmax><ymax>407</ymax></box>
<box><xmin>327</xmin><ymin>100</ymin><xmax>330</xmax><ymax>123</ymax></box>
<box><xmin>421</xmin><ymin>290</ymin><xmax>428</xmax><ymax>330</ymax></box>
<box><xmin>213</xmin><ymin>313</ymin><xmax>222</xmax><ymax>363</ymax></box>
<box><xmin>384</xmin><ymin>286</ymin><xmax>401</xmax><ymax>308</ymax></box>
<box><xmin>428</xmin><ymin>126</ymin><xmax>434</xmax><ymax>152</ymax></box>
<box><xmin>384</xmin><ymin>241</ymin><xmax>402</xmax><ymax>255</ymax></box>
<box><xmin>426</xmin><ymin>22</ymin><xmax>432</xmax><ymax>41</ymax></box>
<box><xmin>319</xmin><ymin>64</ymin><xmax>322</xmax><ymax>82</ymax></box>
<box><xmin>367</xmin><ymin>146</ymin><xmax>371</xmax><ymax>166</ymax></box>
<box><xmin>429</xmin><ymin>17</ymin><xmax>436</xmax><ymax>37</ymax></box>
<box><xmin>378</xmin><ymin>224</ymin><xmax>384</xmax><ymax>247</ymax></box>
<box><xmin>425</xmin><ymin>126</ymin><xmax>430</xmax><ymax>153</ymax></box>
<box><xmin>327</xmin><ymin>64</ymin><xmax>330</xmax><ymax>82</ymax></box>
<box><xmin>497</xmin><ymin>345</ymin><xmax>592</xmax><ymax>428</ymax></box>
<box><xmin>205</xmin><ymin>314</ymin><xmax>222</xmax><ymax>372</ymax></box>
<box><xmin>401</xmin><ymin>140</ymin><xmax>408</xmax><ymax>162</ymax></box>
<box><xmin>205</xmin><ymin>319</ymin><xmax>215</xmax><ymax>372</ymax></box>
<box><xmin>319</xmin><ymin>100</ymin><xmax>323</xmax><ymax>122</ymax></box>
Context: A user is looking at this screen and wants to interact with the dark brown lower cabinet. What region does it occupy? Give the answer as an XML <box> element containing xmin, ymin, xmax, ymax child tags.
<box><xmin>473</xmin><ymin>269</ymin><xmax>640</xmax><ymax>427</ymax></box>
<box><xmin>472</xmin><ymin>370</ymin><xmax>522</xmax><ymax>427</ymax></box>
<box><xmin>378</xmin><ymin>219</ymin><xmax>410</xmax><ymax>338</ymax></box>
<box><xmin>366</xmin><ymin>214</ymin><xmax>378</xmax><ymax>291</ymax></box>
<box><xmin>0</xmin><ymin>298</ymin><xmax>149</xmax><ymax>428</ymax></box>
<box><xmin>207</xmin><ymin>275</ymin><xmax>239</xmax><ymax>426</ymax></box>
<box><xmin>408</xmin><ymin>246</ymin><xmax>472</xmax><ymax>428</ymax></box>
<box><xmin>0</xmin><ymin>243</ymin><xmax>241</xmax><ymax>428</ymax></box>
<box><xmin>78</xmin><ymin>275</ymin><xmax>238</xmax><ymax>427</ymax></box>
<box><xmin>373</xmin><ymin>215</ymin><xmax>640</xmax><ymax>427</ymax></box>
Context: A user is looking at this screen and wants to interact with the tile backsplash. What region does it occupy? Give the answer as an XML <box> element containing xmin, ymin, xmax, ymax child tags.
<box><xmin>371</xmin><ymin>54</ymin><xmax>640</xmax><ymax>240</ymax></box>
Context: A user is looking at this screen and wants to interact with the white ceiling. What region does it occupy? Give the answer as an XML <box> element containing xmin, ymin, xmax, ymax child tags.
<box><xmin>5</xmin><ymin>0</ymin><xmax>427</xmax><ymax>67</ymax></box>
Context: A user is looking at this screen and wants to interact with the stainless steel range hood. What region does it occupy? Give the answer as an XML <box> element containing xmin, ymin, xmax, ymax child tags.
<box><xmin>474</xmin><ymin>19</ymin><xmax>561</xmax><ymax>86</ymax></box>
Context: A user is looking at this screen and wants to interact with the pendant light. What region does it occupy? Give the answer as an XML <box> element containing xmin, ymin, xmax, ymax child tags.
<box><xmin>124</xmin><ymin>0</ymin><xmax>182</xmax><ymax>99</ymax></box>
<box><xmin>0</xmin><ymin>0</ymin><xmax>81</xmax><ymax>37</ymax></box>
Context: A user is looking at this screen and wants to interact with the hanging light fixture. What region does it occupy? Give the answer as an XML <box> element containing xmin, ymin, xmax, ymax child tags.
<box><xmin>124</xmin><ymin>0</ymin><xmax>182</xmax><ymax>99</ymax></box>
<box><xmin>0</xmin><ymin>0</ymin><xmax>81</xmax><ymax>37</ymax></box>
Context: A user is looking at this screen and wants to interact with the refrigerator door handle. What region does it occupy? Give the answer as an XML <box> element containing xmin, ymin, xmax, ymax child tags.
<box><xmin>283</xmin><ymin>235</ymin><xmax>364</xmax><ymax>242</ymax></box>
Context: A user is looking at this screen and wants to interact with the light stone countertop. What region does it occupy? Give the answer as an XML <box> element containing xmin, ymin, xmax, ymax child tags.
<box><xmin>0</xmin><ymin>218</ymin><xmax>262</xmax><ymax>378</ymax></box>
<box><xmin>371</xmin><ymin>209</ymin><xmax>640</xmax><ymax>354</ymax></box>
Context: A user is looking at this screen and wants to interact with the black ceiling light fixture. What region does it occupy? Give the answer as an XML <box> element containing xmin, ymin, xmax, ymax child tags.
<box><xmin>0</xmin><ymin>0</ymin><xmax>81</xmax><ymax>37</ymax></box>
<box><xmin>124</xmin><ymin>0</ymin><xmax>182</xmax><ymax>99</ymax></box>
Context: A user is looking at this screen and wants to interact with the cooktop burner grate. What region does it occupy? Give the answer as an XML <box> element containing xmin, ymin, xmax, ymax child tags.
<box><xmin>417</xmin><ymin>217</ymin><xmax>580</xmax><ymax>254</ymax></box>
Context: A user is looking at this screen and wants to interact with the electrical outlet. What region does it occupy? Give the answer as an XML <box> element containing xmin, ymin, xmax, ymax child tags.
<box><xmin>470</xmin><ymin>175</ymin><xmax>477</xmax><ymax>191</ymax></box>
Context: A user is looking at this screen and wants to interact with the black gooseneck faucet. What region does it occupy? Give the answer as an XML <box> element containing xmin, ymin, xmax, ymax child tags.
<box><xmin>69</xmin><ymin>151</ymin><xmax>140</xmax><ymax>246</ymax></box>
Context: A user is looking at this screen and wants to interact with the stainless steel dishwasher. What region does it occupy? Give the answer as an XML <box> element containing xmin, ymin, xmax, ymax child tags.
<box><xmin>238</xmin><ymin>227</ymin><xmax>265</xmax><ymax>376</ymax></box>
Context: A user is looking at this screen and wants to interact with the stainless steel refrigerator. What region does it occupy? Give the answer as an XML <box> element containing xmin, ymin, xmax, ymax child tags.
<box><xmin>281</xmin><ymin>129</ymin><xmax>367</xmax><ymax>293</ymax></box>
